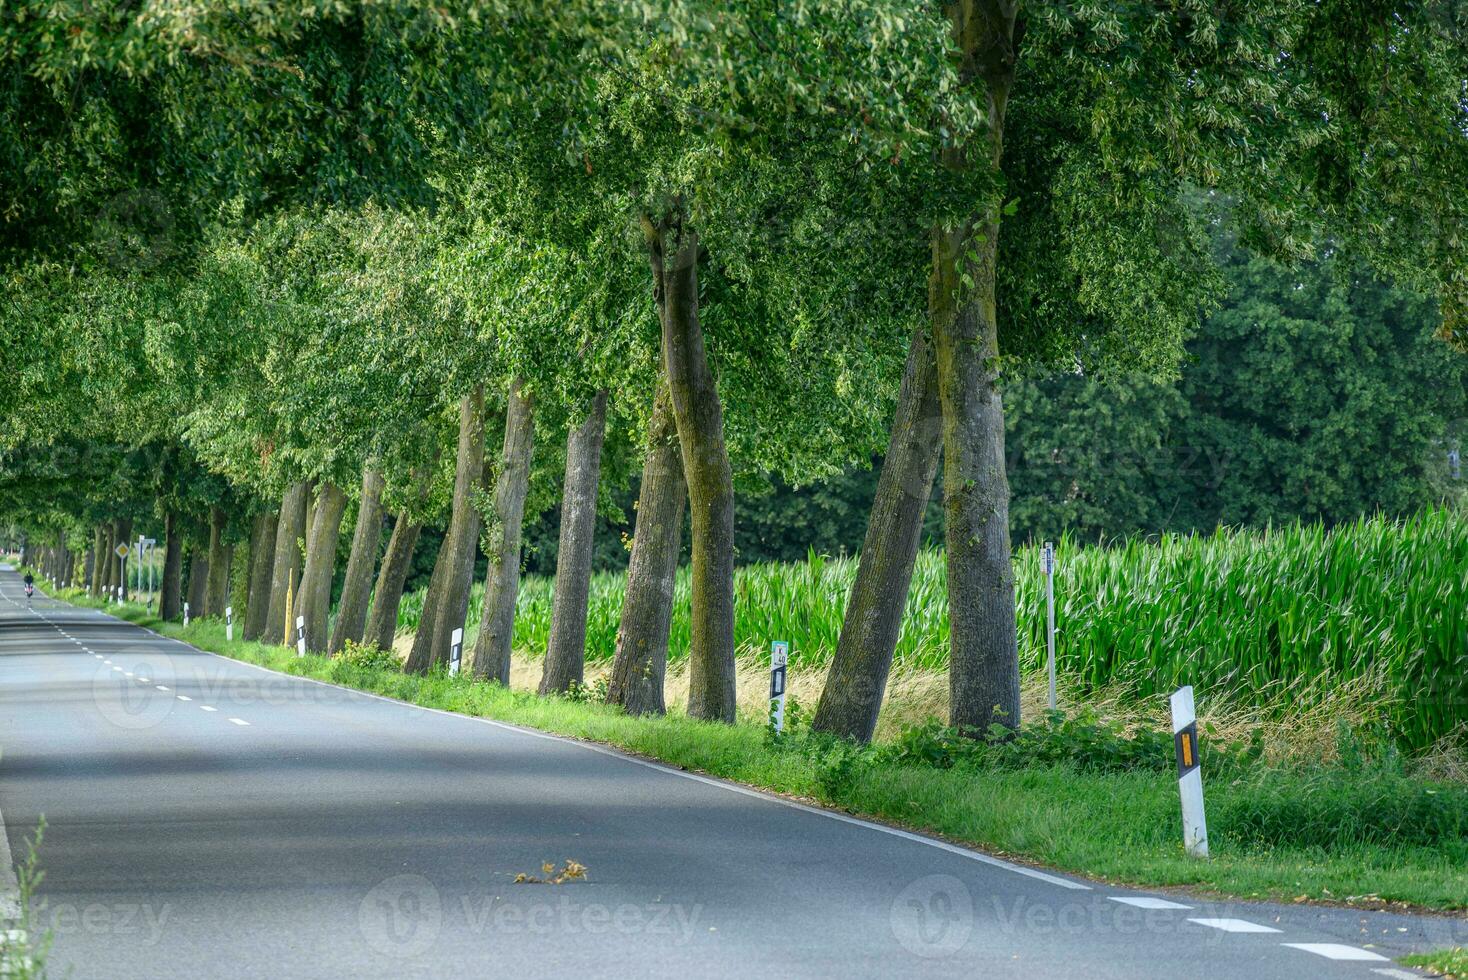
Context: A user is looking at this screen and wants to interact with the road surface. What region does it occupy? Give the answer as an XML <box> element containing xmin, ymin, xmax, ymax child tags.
<box><xmin>0</xmin><ymin>565</ymin><xmax>1460</xmax><ymax>978</ymax></box>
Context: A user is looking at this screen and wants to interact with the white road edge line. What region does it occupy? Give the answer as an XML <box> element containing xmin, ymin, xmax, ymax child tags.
<box><xmin>1108</xmin><ymin>896</ymin><xmax>1193</xmax><ymax>910</ymax></box>
<box><xmin>1188</xmin><ymin>918</ymin><xmax>1282</xmax><ymax>934</ymax></box>
<box><xmin>1282</xmin><ymin>943</ymin><xmax>1388</xmax><ymax>962</ymax></box>
<box><xmin>0</xmin><ymin>802</ymin><xmax>19</xmax><ymax>920</ymax></box>
<box><xmin>111</xmin><ymin>616</ymin><xmax>1091</xmax><ymax>892</ymax></box>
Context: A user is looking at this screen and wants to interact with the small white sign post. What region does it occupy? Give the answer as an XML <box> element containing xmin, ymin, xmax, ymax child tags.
<box><xmin>296</xmin><ymin>615</ymin><xmax>307</xmax><ymax>656</ymax></box>
<box><xmin>183</xmin><ymin>601</ymin><xmax>190</xmax><ymax>626</ymax></box>
<box><xmin>1043</xmin><ymin>541</ymin><xmax>1058</xmax><ymax>712</ymax></box>
<box><xmin>449</xmin><ymin>628</ymin><xmax>464</xmax><ymax>677</ymax></box>
<box><xmin>1170</xmin><ymin>686</ymin><xmax>1209</xmax><ymax>858</ymax></box>
<box><xmin>769</xmin><ymin>641</ymin><xmax>789</xmax><ymax>733</ymax></box>
<box><xmin>225</xmin><ymin>606</ymin><xmax>234</xmax><ymax>642</ymax></box>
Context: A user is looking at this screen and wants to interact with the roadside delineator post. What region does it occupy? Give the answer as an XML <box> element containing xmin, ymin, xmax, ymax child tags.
<box><xmin>449</xmin><ymin>628</ymin><xmax>463</xmax><ymax>677</ymax></box>
<box><xmin>295</xmin><ymin>615</ymin><xmax>306</xmax><ymax>657</ymax></box>
<box><xmin>770</xmin><ymin>641</ymin><xmax>789</xmax><ymax>733</ymax></box>
<box><xmin>1170</xmin><ymin>685</ymin><xmax>1209</xmax><ymax>858</ymax></box>
<box><xmin>1043</xmin><ymin>541</ymin><xmax>1057</xmax><ymax>712</ymax></box>
<box><xmin>183</xmin><ymin>601</ymin><xmax>190</xmax><ymax>626</ymax></box>
<box><xmin>225</xmin><ymin>606</ymin><xmax>234</xmax><ymax>642</ymax></box>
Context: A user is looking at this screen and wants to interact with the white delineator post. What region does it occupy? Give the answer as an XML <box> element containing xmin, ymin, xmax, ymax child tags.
<box><xmin>1043</xmin><ymin>541</ymin><xmax>1057</xmax><ymax>712</ymax></box>
<box><xmin>1170</xmin><ymin>685</ymin><xmax>1209</xmax><ymax>858</ymax></box>
<box><xmin>770</xmin><ymin>641</ymin><xmax>789</xmax><ymax>732</ymax></box>
<box><xmin>225</xmin><ymin>606</ymin><xmax>234</xmax><ymax>642</ymax></box>
<box><xmin>295</xmin><ymin>615</ymin><xmax>307</xmax><ymax>657</ymax></box>
<box><xmin>183</xmin><ymin>601</ymin><xmax>190</xmax><ymax>626</ymax></box>
<box><xmin>449</xmin><ymin>628</ymin><xmax>463</xmax><ymax>677</ymax></box>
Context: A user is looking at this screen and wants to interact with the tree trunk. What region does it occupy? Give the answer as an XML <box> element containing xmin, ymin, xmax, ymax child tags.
<box><xmin>89</xmin><ymin>524</ymin><xmax>106</xmax><ymax>596</ymax></box>
<box><xmin>366</xmin><ymin>514</ymin><xmax>422</xmax><ymax>652</ymax></box>
<box><xmin>263</xmin><ymin>481</ymin><xmax>309</xmax><ymax>645</ymax></box>
<box><xmin>186</xmin><ymin>543</ymin><xmax>209</xmax><ymax>616</ymax></box>
<box><xmin>813</xmin><ymin>326</ymin><xmax>944</xmax><ymax>742</ymax></box>
<box><xmin>83</xmin><ymin>546</ymin><xmax>95</xmax><ymax>592</ymax></box>
<box><xmin>205</xmin><ymin>506</ymin><xmax>229</xmax><ymax>616</ymax></box>
<box><xmin>607</xmin><ymin>382</ymin><xmax>687</xmax><ymax>716</ymax></box>
<box><xmin>936</xmin><ymin>0</ymin><xmax>1021</xmax><ymax>736</ymax></box>
<box><xmin>160</xmin><ymin>512</ymin><xmax>183</xmax><ymax>620</ymax></box>
<box><xmin>406</xmin><ymin>388</ymin><xmax>486</xmax><ymax>674</ymax></box>
<box><xmin>471</xmin><ymin>379</ymin><xmax>535</xmax><ymax>684</ymax></box>
<box><xmin>646</xmin><ymin>213</ymin><xmax>737</xmax><ymax>722</ymax></box>
<box><xmin>114</xmin><ymin>518</ymin><xmax>133</xmax><ymax>600</ymax></box>
<box><xmin>243</xmin><ymin>510</ymin><xmax>278</xmax><ymax>640</ymax></box>
<box><xmin>299</xmin><ymin>481</ymin><xmax>348</xmax><ymax>653</ymax></box>
<box><xmin>99</xmin><ymin>523</ymin><xmax>116</xmax><ymax>595</ymax></box>
<box><xmin>329</xmin><ymin>467</ymin><xmax>386</xmax><ymax>655</ymax></box>
<box><xmin>540</xmin><ymin>390</ymin><xmax>609</xmax><ymax>695</ymax></box>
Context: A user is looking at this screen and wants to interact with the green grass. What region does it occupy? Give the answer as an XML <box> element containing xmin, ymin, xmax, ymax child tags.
<box><xmin>68</xmin><ymin>592</ymin><xmax>1468</xmax><ymax>912</ymax></box>
<box><xmin>401</xmin><ymin>509</ymin><xmax>1468</xmax><ymax>752</ymax></box>
<box><xmin>1403</xmin><ymin>948</ymin><xmax>1468</xmax><ymax>977</ymax></box>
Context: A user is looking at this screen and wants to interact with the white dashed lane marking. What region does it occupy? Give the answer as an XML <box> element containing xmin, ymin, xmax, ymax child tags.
<box><xmin>1188</xmin><ymin>919</ymin><xmax>1282</xmax><ymax>934</ymax></box>
<box><xmin>1109</xmin><ymin>897</ymin><xmax>1192</xmax><ymax>910</ymax></box>
<box><xmin>1283</xmin><ymin>943</ymin><xmax>1388</xmax><ymax>962</ymax></box>
<box><xmin>200</xmin><ymin>706</ymin><xmax>217</xmax><ymax>712</ymax></box>
<box><xmin>228</xmin><ymin>718</ymin><xmax>250</xmax><ymax>727</ymax></box>
<box><xmin>176</xmin><ymin>695</ymin><xmax>192</xmax><ymax>702</ymax></box>
<box><xmin>156</xmin><ymin>686</ymin><xmax>170</xmax><ymax>692</ymax></box>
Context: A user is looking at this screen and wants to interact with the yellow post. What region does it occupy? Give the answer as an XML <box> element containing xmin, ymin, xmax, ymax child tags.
<box><xmin>283</xmin><ymin>570</ymin><xmax>295</xmax><ymax>649</ymax></box>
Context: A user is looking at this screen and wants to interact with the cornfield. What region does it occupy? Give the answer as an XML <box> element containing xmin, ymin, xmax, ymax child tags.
<box><xmin>397</xmin><ymin>508</ymin><xmax>1467</xmax><ymax>751</ymax></box>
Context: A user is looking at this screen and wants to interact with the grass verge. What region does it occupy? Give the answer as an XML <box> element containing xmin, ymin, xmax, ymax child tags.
<box><xmin>1403</xmin><ymin>948</ymin><xmax>1468</xmax><ymax>977</ymax></box>
<box><xmin>65</xmin><ymin>591</ymin><xmax>1468</xmax><ymax>914</ymax></box>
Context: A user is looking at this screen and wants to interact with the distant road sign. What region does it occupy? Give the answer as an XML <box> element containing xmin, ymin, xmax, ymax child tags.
<box><xmin>115</xmin><ymin>543</ymin><xmax>130</xmax><ymax>558</ymax></box>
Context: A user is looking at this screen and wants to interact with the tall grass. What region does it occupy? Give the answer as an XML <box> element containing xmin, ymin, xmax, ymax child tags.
<box><xmin>398</xmin><ymin>509</ymin><xmax>1467</xmax><ymax>751</ymax></box>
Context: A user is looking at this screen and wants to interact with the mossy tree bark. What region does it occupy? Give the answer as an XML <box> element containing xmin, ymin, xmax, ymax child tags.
<box><xmin>406</xmin><ymin>387</ymin><xmax>486</xmax><ymax>674</ymax></box>
<box><xmin>205</xmin><ymin>506</ymin><xmax>229</xmax><ymax>616</ymax></box>
<box><xmin>299</xmin><ymin>481</ymin><xmax>348</xmax><ymax>653</ymax></box>
<box><xmin>186</xmin><ymin>541</ymin><xmax>209</xmax><ymax>615</ymax></box>
<box><xmin>813</xmin><ymin>325</ymin><xmax>943</xmax><ymax>742</ymax></box>
<box><xmin>540</xmin><ymin>389</ymin><xmax>609</xmax><ymax>695</ymax></box>
<box><xmin>646</xmin><ymin>212</ymin><xmax>737</xmax><ymax>722</ymax></box>
<box><xmin>243</xmin><ymin>509</ymin><xmax>278</xmax><ymax>640</ymax></box>
<box><xmin>606</xmin><ymin>381</ymin><xmax>686</xmax><ymax>716</ymax></box>
<box><xmin>99</xmin><ymin>522</ymin><xmax>116</xmax><ymax>595</ymax></box>
<box><xmin>365</xmin><ymin>513</ymin><xmax>422</xmax><ymax>652</ymax></box>
<box><xmin>935</xmin><ymin>0</ymin><xmax>1021</xmax><ymax>736</ymax></box>
<box><xmin>114</xmin><ymin>518</ymin><xmax>133</xmax><ymax>600</ymax></box>
<box><xmin>263</xmin><ymin>480</ymin><xmax>309</xmax><ymax>645</ymax></box>
<box><xmin>89</xmin><ymin>524</ymin><xmax>106</xmax><ymax>596</ymax></box>
<box><xmin>160</xmin><ymin>512</ymin><xmax>183</xmax><ymax>620</ymax></box>
<box><xmin>471</xmin><ymin>379</ymin><xmax>534</xmax><ymax>684</ymax></box>
<box><xmin>329</xmin><ymin>467</ymin><xmax>386</xmax><ymax>655</ymax></box>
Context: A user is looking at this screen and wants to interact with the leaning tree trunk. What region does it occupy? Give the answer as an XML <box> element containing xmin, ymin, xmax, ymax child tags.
<box><xmin>114</xmin><ymin>518</ymin><xmax>133</xmax><ymax>600</ymax></box>
<box><xmin>205</xmin><ymin>506</ymin><xmax>229</xmax><ymax>616</ymax></box>
<box><xmin>329</xmin><ymin>467</ymin><xmax>386</xmax><ymax>655</ymax></box>
<box><xmin>160</xmin><ymin>512</ymin><xmax>183</xmax><ymax>620</ymax></box>
<box><xmin>243</xmin><ymin>510</ymin><xmax>278</xmax><ymax>640</ymax></box>
<box><xmin>540</xmin><ymin>390</ymin><xmax>609</xmax><ymax>695</ymax></box>
<box><xmin>186</xmin><ymin>543</ymin><xmax>209</xmax><ymax>617</ymax></box>
<box><xmin>471</xmin><ymin>380</ymin><xmax>535</xmax><ymax>684</ymax></box>
<box><xmin>606</xmin><ymin>381</ymin><xmax>687</xmax><ymax>716</ymax></box>
<box><xmin>89</xmin><ymin>524</ymin><xmax>106</xmax><ymax>596</ymax></box>
<box><xmin>812</xmin><ymin>325</ymin><xmax>943</xmax><ymax>742</ymax></box>
<box><xmin>299</xmin><ymin>481</ymin><xmax>348</xmax><ymax>653</ymax></box>
<box><xmin>263</xmin><ymin>481</ymin><xmax>309</xmax><ymax>645</ymax></box>
<box><xmin>647</xmin><ymin>213</ymin><xmax>737</xmax><ymax>722</ymax></box>
<box><xmin>936</xmin><ymin>0</ymin><xmax>1021</xmax><ymax>736</ymax></box>
<box><xmin>406</xmin><ymin>388</ymin><xmax>486</xmax><ymax>674</ymax></box>
<box><xmin>366</xmin><ymin>514</ymin><xmax>422</xmax><ymax>653</ymax></box>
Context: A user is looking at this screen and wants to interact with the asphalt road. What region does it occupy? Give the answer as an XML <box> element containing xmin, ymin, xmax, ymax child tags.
<box><xmin>0</xmin><ymin>565</ymin><xmax>1461</xmax><ymax>978</ymax></box>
